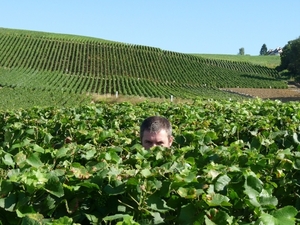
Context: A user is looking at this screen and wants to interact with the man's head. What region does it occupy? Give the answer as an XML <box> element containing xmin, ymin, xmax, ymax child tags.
<box><xmin>140</xmin><ymin>116</ymin><xmax>173</xmax><ymax>149</ymax></box>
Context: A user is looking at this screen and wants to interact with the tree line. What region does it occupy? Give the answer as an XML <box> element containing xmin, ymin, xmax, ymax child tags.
<box><xmin>259</xmin><ymin>37</ymin><xmax>300</xmax><ymax>81</ymax></box>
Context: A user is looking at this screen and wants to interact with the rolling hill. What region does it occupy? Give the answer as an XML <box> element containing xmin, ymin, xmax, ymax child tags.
<box><xmin>0</xmin><ymin>28</ymin><xmax>287</xmax><ymax>109</ymax></box>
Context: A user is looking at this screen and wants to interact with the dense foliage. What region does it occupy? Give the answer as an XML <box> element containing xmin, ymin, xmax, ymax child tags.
<box><xmin>278</xmin><ymin>37</ymin><xmax>300</xmax><ymax>79</ymax></box>
<box><xmin>1</xmin><ymin>99</ymin><xmax>300</xmax><ymax>224</ymax></box>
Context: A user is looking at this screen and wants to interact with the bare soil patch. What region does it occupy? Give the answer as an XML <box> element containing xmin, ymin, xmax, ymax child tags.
<box><xmin>221</xmin><ymin>82</ymin><xmax>300</xmax><ymax>102</ymax></box>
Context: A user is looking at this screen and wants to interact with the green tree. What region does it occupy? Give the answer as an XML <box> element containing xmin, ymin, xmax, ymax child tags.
<box><xmin>278</xmin><ymin>37</ymin><xmax>300</xmax><ymax>79</ymax></box>
<box><xmin>260</xmin><ymin>44</ymin><xmax>268</xmax><ymax>55</ymax></box>
<box><xmin>238</xmin><ymin>47</ymin><xmax>245</xmax><ymax>55</ymax></box>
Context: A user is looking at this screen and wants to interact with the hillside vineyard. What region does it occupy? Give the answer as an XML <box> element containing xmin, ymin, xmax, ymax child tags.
<box><xmin>1</xmin><ymin>28</ymin><xmax>300</xmax><ymax>224</ymax></box>
<box><xmin>0</xmin><ymin>28</ymin><xmax>287</xmax><ymax>104</ymax></box>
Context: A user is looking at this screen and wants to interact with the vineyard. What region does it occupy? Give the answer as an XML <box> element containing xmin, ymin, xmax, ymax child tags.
<box><xmin>1</xmin><ymin>28</ymin><xmax>300</xmax><ymax>224</ymax></box>
<box><xmin>0</xmin><ymin>28</ymin><xmax>288</xmax><ymax>109</ymax></box>
<box><xmin>1</xmin><ymin>100</ymin><xmax>300</xmax><ymax>224</ymax></box>
<box><xmin>196</xmin><ymin>54</ymin><xmax>281</xmax><ymax>68</ymax></box>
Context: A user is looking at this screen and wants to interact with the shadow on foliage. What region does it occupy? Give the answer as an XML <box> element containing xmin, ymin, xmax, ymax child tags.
<box><xmin>267</xmin><ymin>97</ymin><xmax>300</xmax><ymax>102</ymax></box>
<box><xmin>240</xmin><ymin>74</ymin><xmax>278</xmax><ymax>81</ymax></box>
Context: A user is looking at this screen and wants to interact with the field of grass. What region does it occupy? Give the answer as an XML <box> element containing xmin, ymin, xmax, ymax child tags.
<box><xmin>196</xmin><ymin>54</ymin><xmax>281</xmax><ymax>68</ymax></box>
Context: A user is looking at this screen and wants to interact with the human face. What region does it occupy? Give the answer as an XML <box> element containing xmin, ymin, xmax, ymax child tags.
<box><xmin>141</xmin><ymin>129</ymin><xmax>173</xmax><ymax>149</ymax></box>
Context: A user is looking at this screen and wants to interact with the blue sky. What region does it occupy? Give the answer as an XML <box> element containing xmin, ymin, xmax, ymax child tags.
<box><xmin>1</xmin><ymin>1</ymin><xmax>299</xmax><ymax>55</ymax></box>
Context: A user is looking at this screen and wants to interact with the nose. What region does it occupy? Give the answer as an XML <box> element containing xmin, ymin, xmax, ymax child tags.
<box><xmin>148</xmin><ymin>143</ymin><xmax>156</xmax><ymax>148</ymax></box>
<box><xmin>147</xmin><ymin>143</ymin><xmax>157</xmax><ymax>149</ymax></box>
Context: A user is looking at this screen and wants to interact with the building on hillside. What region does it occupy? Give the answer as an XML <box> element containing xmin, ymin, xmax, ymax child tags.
<box><xmin>267</xmin><ymin>47</ymin><xmax>282</xmax><ymax>55</ymax></box>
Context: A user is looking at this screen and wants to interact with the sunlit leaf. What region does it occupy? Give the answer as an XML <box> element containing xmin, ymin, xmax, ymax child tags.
<box><xmin>55</xmin><ymin>147</ymin><xmax>69</xmax><ymax>158</ymax></box>
<box><xmin>272</xmin><ymin>206</ymin><xmax>298</xmax><ymax>225</ymax></box>
<box><xmin>2</xmin><ymin>153</ymin><xmax>15</xmax><ymax>166</ymax></box>
<box><xmin>141</xmin><ymin>168</ymin><xmax>152</xmax><ymax>178</ymax></box>
<box><xmin>50</xmin><ymin>216</ymin><xmax>74</xmax><ymax>225</ymax></box>
<box><xmin>14</xmin><ymin>151</ymin><xmax>27</xmax><ymax>167</ymax></box>
<box><xmin>26</xmin><ymin>153</ymin><xmax>43</xmax><ymax>168</ymax></box>
<box><xmin>32</xmin><ymin>144</ymin><xmax>44</xmax><ymax>153</ymax></box>
<box><xmin>178</xmin><ymin>187</ymin><xmax>203</xmax><ymax>199</ymax></box>
<box><xmin>214</xmin><ymin>174</ymin><xmax>231</xmax><ymax>192</ymax></box>
<box><xmin>44</xmin><ymin>175</ymin><xmax>64</xmax><ymax>198</ymax></box>
<box><xmin>21</xmin><ymin>213</ymin><xmax>44</xmax><ymax>225</ymax></box>
<box><xmin>259</xmin><ymin>189</ymin><xmax>278</xmax><ymax>208</ymax></box>
<box><xmin>69</xmin><ymin>163</ymin><xmax>91</xmax><ymax>179</ymax></box>
<box><xmin>204</xmin><ymin>193</ymin><xmax>232</xmax><ymax>207</ymax></box>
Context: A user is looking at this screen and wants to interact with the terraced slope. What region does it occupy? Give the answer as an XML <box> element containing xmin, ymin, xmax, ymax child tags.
<box><xmin>0</xmin><ymin>28</ymin><xmax>287</xmax><ymax>108</ymax></box>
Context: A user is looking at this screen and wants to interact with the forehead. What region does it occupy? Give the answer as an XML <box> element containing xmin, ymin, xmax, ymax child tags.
<box><xmin>142</xmin><ymin>129</ymin><xmax>169</xmax><ymax>140</ymax></box>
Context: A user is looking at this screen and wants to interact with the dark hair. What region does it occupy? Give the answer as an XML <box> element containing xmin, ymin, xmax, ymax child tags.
<box><xmin>140</xmin><ymin>116</ymin><xmax>172</xmax><ymax>141</ymax></box>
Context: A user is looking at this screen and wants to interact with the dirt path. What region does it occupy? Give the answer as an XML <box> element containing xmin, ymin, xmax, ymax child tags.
<box><xmin>221</xmin><ymin>82</ymin><xmax>300</xmax><ymax>102</ymax></box>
